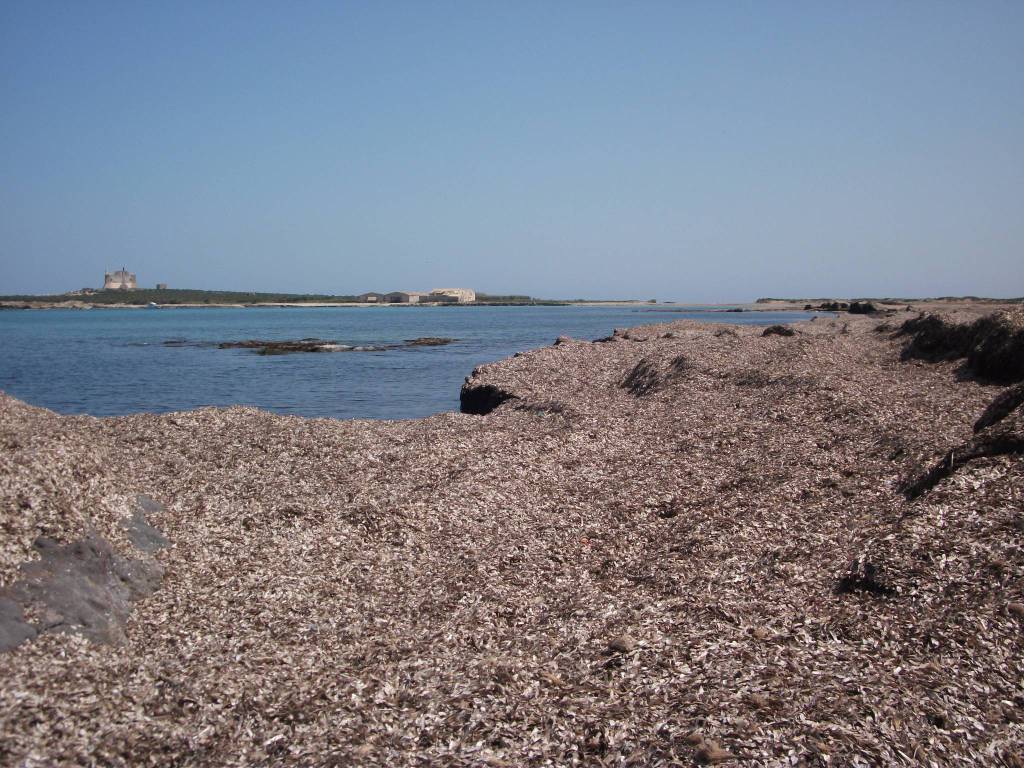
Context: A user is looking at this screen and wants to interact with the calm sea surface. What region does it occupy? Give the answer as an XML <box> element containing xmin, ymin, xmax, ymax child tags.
<box><xmin>0</xmin><ymin>306</ymin><xmax>823</xmax><ymax>419</ymax></box>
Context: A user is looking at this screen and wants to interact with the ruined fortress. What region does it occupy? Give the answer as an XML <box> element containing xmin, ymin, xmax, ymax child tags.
<box><xmin>102</xmin><ymin>268</ymin><xmax>137</xmax><ymax>291</ymax></box>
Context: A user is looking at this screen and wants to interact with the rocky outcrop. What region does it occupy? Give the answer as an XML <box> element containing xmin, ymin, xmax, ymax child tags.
<box><xmin>405</xmin><ymin>337</ymin><xmax>456</xmax><ymax>347</ymax></box>
<box><xmin>459</xmin><ymin>382</ymin><xmax>517</xmax><ymax>415</ymax></box>
<box><xmin>0</xmin><ymin>495</ymin><xmax>168</xmax><ymax>651</ymax></box>
<box><xmin>169</xmin><ymin>337</ymin><xmax>458</xmax><ymax>355</ymax></box>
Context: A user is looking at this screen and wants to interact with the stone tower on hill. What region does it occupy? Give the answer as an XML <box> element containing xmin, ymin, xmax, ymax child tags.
<box><xmin>103</xmin><ymin>268</ymin><xmax>137</xmax><ymax>291</ymax></box>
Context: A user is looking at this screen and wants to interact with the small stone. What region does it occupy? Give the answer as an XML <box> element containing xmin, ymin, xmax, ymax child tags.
<box><xmin>607</xmin><ymin>634</ymin><xmax>636</xmax><ymax>653</ymax></box>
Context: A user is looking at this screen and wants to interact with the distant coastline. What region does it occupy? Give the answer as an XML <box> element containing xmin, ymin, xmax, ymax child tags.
<box><xmin>2</xmin><ymin>292</ymin><xmax>1021</xmax><ymax>312</ymax></box>
<box><xmin>0</xmin><ymin>288</ymin><xmax>572</xmax><ymax>310</ymax></box>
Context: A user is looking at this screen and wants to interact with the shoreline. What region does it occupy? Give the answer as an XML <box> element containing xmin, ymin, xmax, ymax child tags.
<box><xmin>1</xmin><ymin>305</ymin><xmax>1022</xmax><ymax>764</ymax></box>
<box><xmin>3</xmin><ymin>296</ymin><xmax>1020</xmax><ymax>313</ymax></box>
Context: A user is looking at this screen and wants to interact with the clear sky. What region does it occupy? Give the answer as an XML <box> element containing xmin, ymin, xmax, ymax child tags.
<box><xmin>2</xmin><ymin>1</ymin><xmax>1022</xmax><ymax>301</ymax></box>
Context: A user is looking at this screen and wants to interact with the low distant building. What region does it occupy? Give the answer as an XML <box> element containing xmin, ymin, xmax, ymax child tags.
<box><xmin>156</xmin><ymin>283</ymin><xmax>168</xmax><ymax>290</ymax></box>
<box><xmin>430</xmin><ymin>288</ymin><xmax>476</xmax><ymax>303</ymax></box>
<box><xmin>427</xmin><ymin>292</ymin><xmax>458</xmax><ymax>303</ymax></box>
<box><xmin>103</xmin><ymin>268</ymin><xmax>137</xmax><ymax>291</ymax></box>
<box><xmin>358</xmin><ymin>292</ymin><xmax>385</xmax><ymax>303</ymax></box>
<box><xmin>385</xmin><ymin>291</ymin><xmax>428</xmax><ymax>304</ymax></box>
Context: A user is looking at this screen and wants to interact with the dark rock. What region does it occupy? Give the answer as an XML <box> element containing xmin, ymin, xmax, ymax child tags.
<box><xmin>762</xmin><ymin>325</ymin><xmax>795</xmax><ymax>337</ymax></box>
<box><xmin>460</xmin><ymin>383</ymin><xmax>517</xmax><ymax>415</ymax></box>
<box><xmin>0</xmin><ymin>498</ymin><xmax>169</xmax><ymax>652</ymax></box>
<box><xmin>405</xmin><ymin>337</ymin><xmax>456</xmax><ymax>347</ymax></box>
<box><xmin>1</xmin><ymin>534</ymin><xmax>165</xmax><ymax>649</ymax></box>
<box><xmin>0</xmin><ymin>597</ymin><xmax>37</xmax><ymax>651</ymax></box>
<box><xmin>122</xmin><ymin>495</ymin><xmax>170</xmax><ymax>553</ymax></box>
<box><xmin>209</xmin><ymin>337</ymin><xmax>456</xmax><ymax>354</ymax></box>
<box><xmin>220</xmin><ymin>339</ymin><xmax>337</xmax><ymax>354</ymax></box>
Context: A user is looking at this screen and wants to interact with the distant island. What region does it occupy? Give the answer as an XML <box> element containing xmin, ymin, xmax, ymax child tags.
<box><xmin>0</xmin><ymin>269</ymin><xmax>667</xmax><ymax>308</ymax></box>
<box><xmin>0</xmin><ymin>270</ymin><xmax>582</xmax><ymax>307</ymax></box>
<box><xmin>0</xmin><ymin>288</ymin><xmax>581</xmax><ymax>308</ymax></box>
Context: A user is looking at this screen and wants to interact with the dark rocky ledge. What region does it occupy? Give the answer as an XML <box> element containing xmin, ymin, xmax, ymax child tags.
<box><xmin>0</xmin><ymin>495</ymin><xmax>168</xmax><ymax>651</ymax></box>
<box><xmin>460</xmin><ymin>382</ymin><xmax>518</xmax><ymax>415</ymax></box>
<box><xmin>165</xmin><ymin>337</ymin><xmax>457</xmax><ymax>355</ymax></box>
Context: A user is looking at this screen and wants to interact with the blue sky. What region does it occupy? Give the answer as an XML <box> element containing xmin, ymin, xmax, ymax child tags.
<box><xmin>1</xmin><ymin>1</ymin><xmax>1022</xmax><ymax>300</ymax></box>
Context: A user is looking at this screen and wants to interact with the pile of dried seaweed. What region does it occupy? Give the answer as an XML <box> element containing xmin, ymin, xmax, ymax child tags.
<box><xmin>898</xmin><ymin>309</ymin><xmax>1024</xmax><ymax>382</ymax></box>
<box><xmin>1</xmin><ymin>309</ymin><xmax>1022</xmax><ymax>766</ymax></box>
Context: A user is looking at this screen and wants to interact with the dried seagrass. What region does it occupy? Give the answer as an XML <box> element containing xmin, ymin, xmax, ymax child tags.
<box><xmin>1</xmin><ymin>305</ymin><xmax>1022</xmax><ymax>766</ymax></box>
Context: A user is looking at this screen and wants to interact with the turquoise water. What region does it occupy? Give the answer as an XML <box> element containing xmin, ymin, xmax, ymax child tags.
<box><xmin>0</xmin><ymin>306</ymin><xmax>823</xmax><ymax>419</ymax></box>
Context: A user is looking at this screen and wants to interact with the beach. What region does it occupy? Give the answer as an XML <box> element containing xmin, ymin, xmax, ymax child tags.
<box><xmin>1</xmin><ymin>306</ymin><xmax>1023</xmax><ymax>765</ymax></box>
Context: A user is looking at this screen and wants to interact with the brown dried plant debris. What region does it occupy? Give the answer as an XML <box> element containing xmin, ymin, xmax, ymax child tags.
<box><xmin>1</xmin><ymin>307</ymin><xmax>1022</xmax><ymax>766</ymax></box>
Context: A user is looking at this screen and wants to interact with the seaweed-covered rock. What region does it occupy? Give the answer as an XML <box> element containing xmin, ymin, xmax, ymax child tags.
<box><xmin>460</xmin><ymin>382</ymin><xmax>517</xmax><ymax>415</ymax></box>
<box><xmin>762</xmin><ymin>325</ymin><xmax>795</xmax><ymax>337</ymax></box>
<box><xmin>217</xmin><ymin>339</ymin><xmax>350</xmax><ymax>354</ymax></box>
<box><xmin>898</xmin><ymin>312</ymin><xmax>1024</xmax><ymax>382</ymax></box>
<box><xmin>405</xmin><ymin>337</ymin><xmax>456</xmax><ymax>347</ymax></box>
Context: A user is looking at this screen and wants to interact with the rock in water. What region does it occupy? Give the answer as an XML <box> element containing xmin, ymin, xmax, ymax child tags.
<box><xmin>405</xmin><ymin>337</ymin><xmax>456</xmax><ymax>346</ymax></box>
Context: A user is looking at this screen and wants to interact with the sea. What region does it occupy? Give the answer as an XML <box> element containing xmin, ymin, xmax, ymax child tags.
<box><xmin>0</xmin><ymin>305</ymin><xmax>824</xmax><ymax>420</ymax></box>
